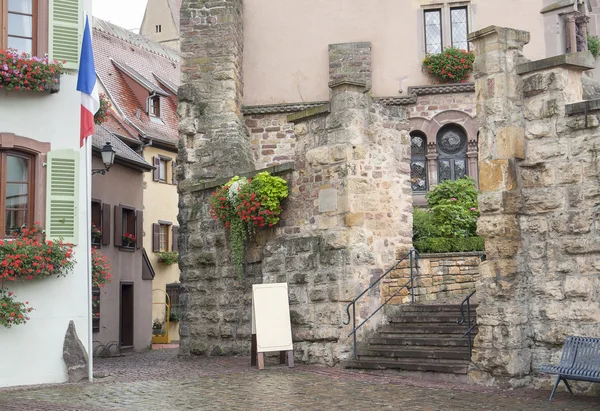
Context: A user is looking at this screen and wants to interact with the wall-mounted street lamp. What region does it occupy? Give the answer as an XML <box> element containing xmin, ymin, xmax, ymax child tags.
<box><xmin>92</xmin><ymin>142</ymin><xmax>116</xmax><ymax>175</ymax></box>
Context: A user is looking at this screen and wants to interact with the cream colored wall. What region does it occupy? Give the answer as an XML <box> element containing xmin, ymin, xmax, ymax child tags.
<box><xmin>142</xmin><ymin>146</ymin><xmax>180</xmax><ymax>340</ymax></box>
<box><xmin>243</xmin><ymin>0</ymin><xmax>547</xmax><ymax>105</ymax></box>
<box><xmin>140</xmin><ymin>0</ymin><xmax>180</xmax><ymax>49</ymax></box>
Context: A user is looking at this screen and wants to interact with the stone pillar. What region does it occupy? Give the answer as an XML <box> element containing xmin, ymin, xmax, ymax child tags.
<box><xmin>468</xmin><ymin>26</ymin><xmax>531</xmax><ymax>384</ymax></box>
<box><xmin>467</xmin><ymin>140</ymin><xmax>478</xmax><ymax>187</ymax></box>
<box><xmin>566</xmin><ymin>14</ymin><xmax>578</xmax><ymax>54</ymax></box>
<box><xmin>426</xmin><ymin>143</ymin><xmax>439</xmax><ymax>187</ymax></box>
<box><xmin>177</xmin><ymin>0</ymin><xmax>256</xmax><ymax>357</ymax></box>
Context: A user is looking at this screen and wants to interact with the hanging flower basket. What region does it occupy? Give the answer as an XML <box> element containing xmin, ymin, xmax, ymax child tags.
<box><xmin>92</xmin><ymin>248</ymin><xmax>112</xmax><ymax>288</ymax></box>
<box><xmin>0</xmin><ymin>225</ymin><xmax>75</xmax><ymax>282</ymax></box>
<box><xmin>422</xmin><ymin>47</ymin><xmax>475</xmax><ymax>83</ymax></box>
<box><xmin>95</xmin><ymin>93</ymin><xmax>112</xmax><ymax>125</ymax></box>
<box><xmin>209</xmin><ymin>172</ymin><xmax>288</xmax><ymax>277</ymax></box>
<box><xmin>0</xmin><ymin>288</ymin><xmax>33</xmax><ymax>328</ymax></box>
<box><xmin>0</xmin><ymin>49</ymin><xmax>64</xmax><ymax>93</ymax></box>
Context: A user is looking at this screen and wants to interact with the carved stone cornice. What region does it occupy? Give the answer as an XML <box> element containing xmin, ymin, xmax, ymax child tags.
<box><xmin>376</xmin><ymin>83</ymin><xmax>475</xmax><ymax>106</ymax></box>
<box><xmin>242</xmin><ymin>101</ymin><xmax>329</xmax><ymax>115</ymax></box>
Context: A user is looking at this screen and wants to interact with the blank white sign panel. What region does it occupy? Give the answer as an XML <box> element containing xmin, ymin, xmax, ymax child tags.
<box><xmin>253</xmin><ymin>283</ymin><xmax>293</xmax><ymax>352</ymax></box>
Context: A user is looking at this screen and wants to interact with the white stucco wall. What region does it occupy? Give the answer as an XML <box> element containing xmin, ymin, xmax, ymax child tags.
<box><xmin>0</xmin><ymin>75</ymin><xmax>91</xmax><ymax>386</ymax></box>
<box><xmin>243</xmin><ymin>0</ymin><xmax>547</xmax><ymax>105</ymax></box>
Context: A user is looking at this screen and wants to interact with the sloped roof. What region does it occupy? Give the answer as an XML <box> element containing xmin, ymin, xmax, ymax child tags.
<box><xmin>93</xmin><ymin>17</ymin><xmax>180</xmax><ymax>62</ymax></box>
<box><xmin>93</xmin><ymin>126</ymin><xmax>153</xmax><ymax>171</ymax></box>
<box><xmin>111</xmin><ymin>59</ymin><xmax>169</xmax><ymax>96</ymax></box>
<box><xmin>167</xmin><ymin>0</ymin><xmax>182</xmax><ymax>34</ymax></box>
<box><xmin>93</xmin><ymin>17</ymin><xmax>180</xmax><ymax>146</ymax></box>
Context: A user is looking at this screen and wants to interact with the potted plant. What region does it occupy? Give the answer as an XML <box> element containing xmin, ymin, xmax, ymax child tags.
<box><xmin>94</xmin><ymin>93</ymin><xmax>112</xmax><ymax>125</ymax></box>
<box><xmin>152</xmin><ymin>319</ymin><xmax>164</xmax><ymax>335</ymax></box>
<box><xmin>422</xmin><ymin>47</ymin><xmax>475</xmax><ymax>83</ymax></box>
<box><xmin>156</xmin><ymin>251</ymin><xmax>178</xmax><ymax>265</ymax></box>
<box><xmin>122</xmin><ymin>233</ymin><xmax>136</xmax><ymax>248</ymax></box>
<box><xmin>167</xmin><ymin>308</ymin><xmax>180</xmax><ymax>323</ymax></box>
<box><xmin>91</xmin><ymin>223</ymin><xmax>102</xmax><ymax>245</ymax></box>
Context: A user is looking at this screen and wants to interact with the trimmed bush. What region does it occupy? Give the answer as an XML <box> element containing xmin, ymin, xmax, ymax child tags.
<box><xmin>414</xmin><ymin>237</ymin><xmax>485</xmax><ymax>254</ymax></box>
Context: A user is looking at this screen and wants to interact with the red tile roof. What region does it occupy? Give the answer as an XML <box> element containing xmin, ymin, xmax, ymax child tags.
<box><xmin>93</xmin><ymin>18</ymin><xmax>180</xmax><ymax>146</ymax></box>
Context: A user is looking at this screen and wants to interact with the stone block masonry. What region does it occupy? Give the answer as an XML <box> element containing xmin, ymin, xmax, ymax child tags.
<box><xmin>383</xmin><ymin>252</ymin><xmax>481</xmax><ymax>304</ymax></box>
<box><xmin>469</xmin><ymin>25</ymin><xmax>600</xmax><ymax>391</ymax></box>
<box><xmin>178</xmin><ymin>0</ymin><xmax>413</xmax><ymax>365</ymax></box>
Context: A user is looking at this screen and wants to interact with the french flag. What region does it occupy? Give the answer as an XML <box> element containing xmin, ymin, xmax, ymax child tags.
<box><xmin>76</xmin><ymin>16</ymin><xmax>99</xmax><ymax>147</ymax></box>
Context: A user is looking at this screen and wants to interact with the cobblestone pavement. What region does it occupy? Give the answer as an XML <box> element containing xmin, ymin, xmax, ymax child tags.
<box><xmin>1</xmin><ymin>349</ymin><xmax>599</xmax><ymax>410</ymax></box>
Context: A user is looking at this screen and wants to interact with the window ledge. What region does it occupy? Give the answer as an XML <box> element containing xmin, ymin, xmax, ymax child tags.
<box><xmin>119</xmin><ymin>246</ymin><xmax>136</xmax><ymax>253</ymax></box>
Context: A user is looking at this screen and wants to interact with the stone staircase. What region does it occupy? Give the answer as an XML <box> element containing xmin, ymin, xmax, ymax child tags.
<box><xmin>342</xmin><ymin>304</ymin><xmax>477</xmax><ymax>379</ymax></box>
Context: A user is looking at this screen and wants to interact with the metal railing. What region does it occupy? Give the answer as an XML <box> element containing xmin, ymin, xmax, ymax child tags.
<box><xmin>343</xmin><ymin>248</ymin><xmax>419</xmax><ymax>360</ymax></box>
<box><xmin>457</xmin><ymin>290</ymin><xmax>477</xmax><ymax>360</ymax></box>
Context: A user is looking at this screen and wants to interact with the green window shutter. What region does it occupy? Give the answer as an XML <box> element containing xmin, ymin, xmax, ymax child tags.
<box><xmin>49</xmin><ymin>0</ymin><xmax>82</xmax><ymax>70</ymax></box>
<box><xmin>46</xmin><ymin>149</ymin><xmax>80</xmax><ymax>244</ymax></box>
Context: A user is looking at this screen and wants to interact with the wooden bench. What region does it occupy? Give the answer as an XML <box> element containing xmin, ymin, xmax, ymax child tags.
<box><xmin>539</xmin><ymin>336</ymin><xmax>600</xmax><ymax>401</ymax></box>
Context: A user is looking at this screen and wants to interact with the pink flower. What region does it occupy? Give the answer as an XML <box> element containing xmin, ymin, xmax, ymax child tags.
<box><xmin>470</xmin><ymin>207</ymin><xmax>476</xmax><ymax>212</ymax></box>
<box><xmin>450</xmin><ymin>198</ymin><xmax>457</xmax><ymax>202</ymax></box>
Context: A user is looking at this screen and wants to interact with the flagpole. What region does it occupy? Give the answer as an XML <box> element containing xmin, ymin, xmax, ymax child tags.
<box><xmin>84</xmin><ymin>10</ymin><xmax>94</xmax><ymax>383</ymax></box>
<box><xmin>86</xmin><ymin>133</ymin><xmax>93</xmax><ymax>383</ymax></box>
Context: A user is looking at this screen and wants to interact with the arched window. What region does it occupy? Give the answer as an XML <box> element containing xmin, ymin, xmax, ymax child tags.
<box><xmin>436</xmin><ymin>125</ymin><xmax>467</xmax><ymax>182</ymax></box>
<box><xmin>410</xmin><ymin>131</ymin><xmax>427</xmax><ymax>192</ymax></box>
<box><xmin>0</xmin><ymin>151</ymin><xmax>35</xmax><ymax>237</ymax></box>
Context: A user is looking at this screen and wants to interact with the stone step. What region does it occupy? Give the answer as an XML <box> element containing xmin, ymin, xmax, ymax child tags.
<box><xmin>368</xmin><ymin>336</ymin><xmax>472</xmax><ymax>347</ymax></box>
<box><xmin>386</xmin><ymin>304</ymin><xmax>476</xmax><ymax>314</ymax></box>
<box><xmin>342</xmin><ymin>358</ymin><xmax>470</xmax><ymax>374</ymax></box>
<box><xmin>358</xmin><ymin>347</ymin><xmax>470</xmax><ymax>361</ymax></box>
<box><xmin>379</xmin><ymin>324</ymin><xmax>478</xmax><ymax>334</ymax></box>
<box><xmin>387</xmin><ymin>313</ymin><xmax>464</xmax><ymax>324</ymax></box>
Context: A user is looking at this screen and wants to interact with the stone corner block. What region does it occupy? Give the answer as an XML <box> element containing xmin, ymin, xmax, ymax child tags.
<box><xmin>478</xmin><ymin>159</ymin><xmax>516</xmax><ymax>192</ymax></box>
<box><xmin>468</xmin><ymin>26</ymin><xmax>530</xmax><ymax>47</ymax></box>
<box><xmin>495</xmin><ymin>126</ymin><xmax>525</xmax><ymax>160</ymax></box>
<box><xmin>516</xmin><ymin>51</ymin><xmax>595</xmax><ymax>76</ymax></box>
<box><xmin>63</xmin><ymin>320</ymin><xmax>89</xmax><ymax>383</ymax></box>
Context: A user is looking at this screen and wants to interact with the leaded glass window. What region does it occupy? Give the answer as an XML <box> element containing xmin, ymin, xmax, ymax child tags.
<box><xmin>451</xmin><ymin>7</ymin><xmax>469</xmax><ymax>50</ymax></box>
<box><xmin>424</xmin><ymin>9</ymin><xmax>442</xmax><ymax>54</ymax></box>
<box><xmin>411</xmin><ymin>132</ymin><xmax>427</xmax><ymax>192</ymax></box>
<box><xmin>437</xmin><ymin>125</ymin><xmax>468</xmax><ymax>182</ymax></box>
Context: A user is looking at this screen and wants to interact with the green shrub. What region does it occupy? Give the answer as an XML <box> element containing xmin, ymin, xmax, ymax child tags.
<box><xmin>414</xmin><ymin>237</ymin><xmax>485</xmax><ymax>253</ymax></box>
<box><xmin>426</xmin><ymin>177</ymin><xmax>478</xmax><ymax>208</ymax></box>
<box><xmin>589</xmin><ymin>35</ymin><xmax>600</xmax><ymax>59</ymax></box>
<box><xmin>413</xmin><ymin>177</ymin><xmax>484</xmax><ymax>253</ymax></box>
<box><xmin>167</xmin><ymin>309</ymin><xmax>180</xmax><ymax>323</ymax></box>
<box><xmin>413</xmin><ymin>208</ymin><xmax>440</xmax><ymax>241</ymax></box>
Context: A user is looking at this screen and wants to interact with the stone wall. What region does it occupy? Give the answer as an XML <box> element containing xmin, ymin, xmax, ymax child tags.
<box><xmin>178</xmin><ymin>6</ymin><xmax>414</xmax><ymax>365</ymax></box>
<box><xmin>408</xmin><ymin>92</ymin><xmax>475</xmax><ymax>120</ymax></box>
<box><xmin>469</xmin><ymin>25</ymin><xmax>600</xmax><ymax>390</ymax></box>
<box><xmin>328</xmin><ymin>42</ymin><xmax>372</xmax><ymax>89</ymax></box>
<box><xmin>383</xmin><ymin>252</ymin><xmax>481</xmax><ymax>304</ymax></box>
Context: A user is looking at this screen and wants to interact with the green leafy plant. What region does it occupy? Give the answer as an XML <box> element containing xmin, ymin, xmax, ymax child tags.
<box><xmin>94</xmin><ymin>93</ymin><xmax>112</xmax><ymax>125</ymax></box>
<box><xmin>414</xmin><ymin>178</ymin><xmax>484</xmax><ymax>253</ymax></box>
<box><xmin>166</xmin><ymin>308</ymin><xmax>180</xmax><ymax>323</ymax></box>
<box><xmin>157</xmin><ymin>251</ymin><xmax>179</xmax><ymax>265</ymax></box>
<box><xmin>589</xmin><ymin>35</ymin><xmax>600</xmax><ymax>59</ymax></box>
<box><xmin>0</xmin><ymin>224</ymin><xmax>75</xmax><ymax>281</ymax></box>
<box><xmin>0</xmin><ymin>288</ymin><xmax>33</xmax><ymax>328</ymax></box>
<box><xmin>210</xmin><ymin>172</ymin><xmax>289</xmax><ymax>277</ymax></box>
<box><xmin>0</xmin><ymin>49</ymin><xmax>64</xmax><ymax>92</ymax></box>
<box><xmin>422</xmin><ymin>47</ymin><xmax>475</xmax><ymax>83</ymax></box>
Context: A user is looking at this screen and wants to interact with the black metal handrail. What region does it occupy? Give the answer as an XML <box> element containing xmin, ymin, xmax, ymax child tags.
<box><xmin>343</xmin><ymin>248</ymin><xmax>419</xmax><ymax>359</ymax></box>
<box><xmin>457</xmin><ymin>290</ymin><xmax>477</xmax><ymax>360</ymax></box>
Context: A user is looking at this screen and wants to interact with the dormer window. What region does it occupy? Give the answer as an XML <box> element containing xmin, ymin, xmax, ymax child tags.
<box><xmin>149</xmin><ymin>96</ymin><xmax>160</xmax><ymax>117</ymax></box>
